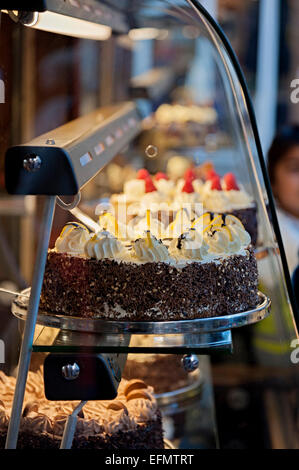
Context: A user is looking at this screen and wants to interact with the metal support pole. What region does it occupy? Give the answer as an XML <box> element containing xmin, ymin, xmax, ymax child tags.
<box><xmin>5</xmin><ymin>196</ymin><xmax>56</xmax><ymax>449</ymax></box>
<box><xmin>60</xmin><ymin>401</ymin><xmax>87</xmax><ymax>449</ymax></box>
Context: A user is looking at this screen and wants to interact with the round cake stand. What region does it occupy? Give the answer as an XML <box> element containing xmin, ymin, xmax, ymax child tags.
<box><xmin>11</xmin><ymin>289</ymin><xmax>271</xmax><ymax>352</ymax></box>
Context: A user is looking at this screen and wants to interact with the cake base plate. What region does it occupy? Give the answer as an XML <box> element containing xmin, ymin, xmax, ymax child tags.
<box><xmin>12</xmin><ymin>289</ymin><xmax>270</xmax><ymax>334</ymax></box>
<box><xmin>11</xmin><ymin>289</ymin><xmax>271</xmax><ymax>352</ymax></box>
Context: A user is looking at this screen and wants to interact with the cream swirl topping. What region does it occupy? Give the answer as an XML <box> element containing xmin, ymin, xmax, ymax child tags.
<box><xmin>169</xmin><ymin>228</ymin><xmax>210</xmax><ymax>261</ymax></box>
<box><xmin>154</xmin><ymin>179</ymin><xmax>174</xmax><ymax>198</ymax></box>
<box><xmin>223</xmin><ymin>189</ymin><xmax>254</xmax><ymax>209</ymax></box>
<box><xmin>55</xmin><ymin>223</ymin><xmax>91</xmax><ymax>256</ymax></box>
<box><xmin>225</xmin><ymin>215</ymin><xmax>251</xmax><ymax>246</ymax></box>
<box><xmin>173</xmin><ymin>191</ymin><xmax>201</xmax><ymax>205</ymax></box>
<box><xmin>202</xmin><ymin>180</ymin><xmax>254</xmax><ymax>211</ymax></box>
<box><xmin>204</xmin><ymin>224</ymin><xmax>242</xmax><ymax>254</ymax></box>
<box><xmin>123</xmin><ymin>179</ymin><xmax>145</xmax><ymax>200</ymax></box>
<box><xmin>202</xmin><ymin>189</ymin><xmax>231</xmax><ymax>212</ymax></box>
<box><xmin>84</xmin><ymin>230</ymin><xmax>125</xmax><ymax>260</ymax></box>
<box><xmin>133</xmin><ymin>232</ymin><xmax>170</xmax><ymax>262</ymax></box>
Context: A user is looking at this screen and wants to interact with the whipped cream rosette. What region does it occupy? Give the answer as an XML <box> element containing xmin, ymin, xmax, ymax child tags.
<box><xmin>169</xmin><ymin>228</ymin><xmax>210</xmax><ymax>261</ymax></box>
<box><xmin>55</xmin><ymin>222</ymin><xmax>91</xmax><ymax>256</ymax></box>
<box><xmin>225</xmin><ymin>214</ymin><xmax>251</xmax><ymax>246</ymax></box>
<box><xmin>0</xmin><ymin>369</ymin><xmax>163</xmax><ymax>449</ymax></box>
<box><xmin>110</xmin><ymin>179</ymin><xmax>145</xmax><ymax>207</ymax></box>
<box><xmin>153</xmin><ymin>173</ymin><xmax>175</xmax><ymax>199</ymax></box>
<box><xmin>204</xmin><ymin>225</ymin><xmax>242</xmax><ymax>254</ymax></box>
<box><xmin>133</xmin><ymin>231</ymin><xmax>170</xmax><ymax>263</ymax></box>
<box><xmin>199</xmin><ymin>213</ymin><xmax>251</xmax><ymax>255</ymax></box>
<box><xmin>125</xmin><ymin>174</ymin><xmax>168</xmax><ymax>219</ymax></box>
<box><xmin>202</xmin><ymin>172</ymin><xmax>254</xmax><ymax>212</ymax></box>
<box><xmin>220</xmin><ymin>186</ymin><xmax>254</xmax><ymax>210</ymax></box>
<box><xmin>201</xmin><ymin>180</ymin><xmax>231</xmax><ymax>212</ymax></box>
<box><xmin>124</xmin><ymin>179</ymin><xmax>145</xmax><ymax>199</ymax></box>
<box><xmin>165</xmin><ymin>208</ymin><xmax>192</xmax><ymax>238</ymax></box>
<box><xmin>85</xmin><ymin>230</ymin><xmax>127</xmax><ymax>260</ymax></box>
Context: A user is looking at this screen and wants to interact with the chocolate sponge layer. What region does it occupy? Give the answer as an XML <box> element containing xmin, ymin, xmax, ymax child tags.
<box><xmin>40</xmin><ymin>248</ymin><xmax>259</xmax><ymax>321</ymax></box>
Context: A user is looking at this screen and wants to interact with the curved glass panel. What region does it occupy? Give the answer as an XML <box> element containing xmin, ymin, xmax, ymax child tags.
<box><xmin>103</xmin><ymin>0</ymin><xmax>297</xmax><ymax>365</ymax></box>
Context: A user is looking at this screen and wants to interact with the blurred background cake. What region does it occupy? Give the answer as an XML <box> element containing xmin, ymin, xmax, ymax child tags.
<box><xmin>123</xmin><ymin>353</ymin><xmax>200</xmax><ymax>395</ymax></box>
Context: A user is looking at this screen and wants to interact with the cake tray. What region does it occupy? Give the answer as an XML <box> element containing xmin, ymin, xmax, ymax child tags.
<box><xmin>12</xmin><ymin>288</ymin><xmax>270</xmax><ymax>337</ymax></box>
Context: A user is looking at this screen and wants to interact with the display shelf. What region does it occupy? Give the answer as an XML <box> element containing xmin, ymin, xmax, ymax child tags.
<box><xmin>12</xmin><ymin>289</ymin><xmax>271</xmax><ymax>353</ymax></box>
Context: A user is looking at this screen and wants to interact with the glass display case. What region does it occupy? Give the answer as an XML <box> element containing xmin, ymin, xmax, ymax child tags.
<box><xmin>0</xmin><ymin>0</ymin><xmax>298</xmax><ymax>450</ymax></box>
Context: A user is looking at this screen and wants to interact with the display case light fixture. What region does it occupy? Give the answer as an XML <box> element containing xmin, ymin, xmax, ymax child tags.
<box><xmin>16</xmin><ymin>10</ymin><xmax>112</xmax><ymax>40</ymax></box>
<box><xmin>1</xmin><ymin>0</ymin><xmax>128</xmax><ymax>38</ymax></box>
<box><xmin>5</xmin><ymin>102</ymin><xmax>141</xmax><ymax>196</ymax></box>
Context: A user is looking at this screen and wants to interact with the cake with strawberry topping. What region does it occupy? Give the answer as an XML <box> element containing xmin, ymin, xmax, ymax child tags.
<box><xmin>201</xmin><ymin>171</ymin><xmax>257</xmax><ymax>245</ymax></box>
<box><xmin>110</xmin><ymin>166</ymin><xmax>257</xmax><ymax>244</ymax></box>
<box><xmin>40</xmin><ymin>212</ymin><xmax>259</xmax><ymax>321</ymax></box>
<box><xmin>111</xmin><ymin>170</ymin><xmax>172</xmax><ymax>223</ymax></box>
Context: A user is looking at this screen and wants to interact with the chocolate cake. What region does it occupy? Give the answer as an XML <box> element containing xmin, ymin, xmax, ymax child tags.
<box><xmin>40</xmin><ymin>247</ymin><xmax>258</xmax><ymax>320</ymax></box>
<box><xmin>0</xmin><ymin>369</ymin><xmax>164</xmax><ymax>449</ymax></box>
<box><xmin>39</xmin><ymin>215</ymin><xmax>259</xmax><ymax>321</ymax></box>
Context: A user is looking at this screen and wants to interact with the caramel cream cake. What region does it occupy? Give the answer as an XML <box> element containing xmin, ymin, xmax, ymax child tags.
<box><xmin>0</xmin><ymin>369</ymin><xmax>164</xmax><ymax>449</ymax></box>
<box><xmin>40</xmin><ymin>212</ymin><xmax>259</xmax><ymax>321</ymax></box>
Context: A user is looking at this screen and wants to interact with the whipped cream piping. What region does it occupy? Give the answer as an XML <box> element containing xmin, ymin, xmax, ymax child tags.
<box><xmin>133</xmin><ymin>232</ymin><xmax>170</xmax><ymax>262</ymax></box>
<box><xmin>55</xmin><ymin>223</ymin><xmax>91</xmax><ymax>256</ymax></box>
<box><xmin>169</xmin><ymin>228</ymin><xmax>210</xmax><ymax>261</ymax></box>
<box><xmin>54</xmin><ymin>212</ymin><xmax>251</xmax><ymax>265</ymax></box>
<box><xmin>85</xmin><ymin>230</ymin><xmax>125</xmax><ymax>260</ymax></box>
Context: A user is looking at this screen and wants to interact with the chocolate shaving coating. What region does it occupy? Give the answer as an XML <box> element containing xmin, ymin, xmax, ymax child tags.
<box><xmin>40</xmin><ymin>246</ymin><xmax>259</xmax><ymax>322</ymax></box>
